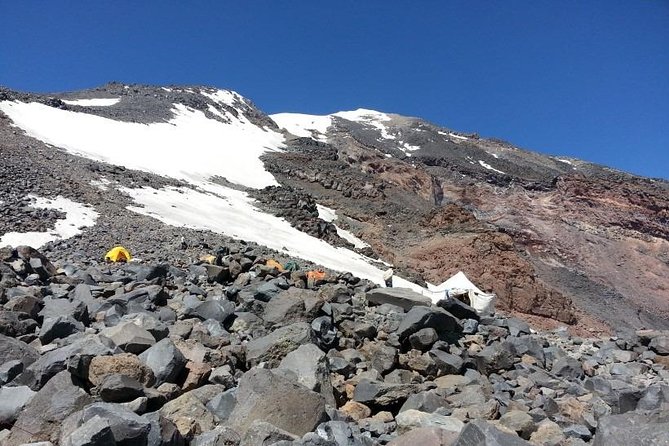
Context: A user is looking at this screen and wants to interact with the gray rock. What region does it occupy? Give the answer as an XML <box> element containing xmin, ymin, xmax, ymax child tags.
<box><xmin>649</xmin><ymin>335</ymin><xmax>669</xmax><ymax>355</ymax></box>
<box><xmin>429</xmin><ymin>349</ymin><xmax>464</xmax><ymax>375</ymax></box>
<box><xmin>241</xmin><ymin>420</ymin><xmax>298</xmax><ymax>446</ymax></box>
<box><xmin>453</xmin><ymin>419</ymin><xmax>532</xmax><ymax>445</ymax></box>
<box><xmin>263</xmin><ymin>289</ymin><xmax>307</xmax><ymax>324</ymax></box>
<box><xmin>0</xmin><ymin>359</ymin><xmax>22</xmax><ymax>385</ymax></box>
<box><xmin>400</xmin><ymin>390</ymin><xmax>450</xmax><ymax>414</ymax></box>
<box><xmin>227</xmin><ymin>368</ymin><xmax>327</xmax><ymax>436</ymax></box>
<box><xmin>17</xmin><ymin>334</ymin><xmax>119</xmax><ymax>390</ymax></box>
<box><xmin>314</xmin><ymin>421</ymin><xmax>372</xmax><ymax>446</ymax></box>
<box><xmin>388</xmin><ymin>427</ymin><xmax>460</xmax><ymax>446</ymax></box>
<box><xmin>6</xmin><ymin>371</ymin><xmax>94</xmax><ymax>445</ymax></box>
<box><xmin>39</xmin><ymin>297</ymin><xmax>88</xmax><ymax>323</ymax></box>
<box><xmin>396</xmin><ymin>306</ymin><xmax>460</xmax><ymax>344</ymax></box>
<box><xmin>473</xmin><ymin>341</ymin><xmax>516</xmax><ymax>374</ymax></box>
<box><xmin>0</xmin><ymin>385</ymin><xmax>36</xmax><ymax>427</ymax></box>
<box><xmin>97</xmin><ymin>373</ymin><xmax>144</xmax><ymax>403</ymax></box>
<box><xmin>39</xmin><ymin>316</ymin><xmax>85</xmax><ymax>344</ymax></box>
<box><xmin>506</xmin><ymin>318</ymin><xmax>531</xmax><ymax>337</ymax></box>
<box><xmin>409</xmin><ymin>328</ymin><xmax>438</xmax><ymax>351</ymax></box>
<box><xmin>552</xmin><ymin>357</ymin><xmax>583</xmax><ymax>380</ymax></box>
<box><xmin>279</xmin><ymin>343</ymin><xmax>335</xmax><ymax>406</ymax></box>
<box><xmin>61</xmin><ymin>415</ymin><xmax>115</xmax><ymax>446</ymax></box>
<box><xmin>144</xmin><ymin>411</ymin><xmax>185</xmax><ymax>446</ymax></box>
<box><xmin>593</xmin><ymin>410</ymin><xmax>669</xmax><ymax>446</ymax></box>
<box><xmin>138</xmin><ymin>338</ymin><xmax>187</xmax><ymax>386</ymax></box>
<box><xmin>187</xmin><ymin>299</ymin><xmax>235</xmax><ymax>323</ymax></box>
<box><xmin>191</xmin><ymin>426</ymin><xmax>240</xmax><ymax>446</ymax></box>
<box><xmin>366</xmin><ymin>288</ymin><xmax>431</xmax><ymax>311</ymax></box>
<box><xmin>353</xmin><ymin>379</ymin><xmax>419</xmax><ymax>408</ymax></box>
<box><xmin>245</xmin><ymin>322</ymin><xmax>312</xmax><ymax>367</ymax></box>
<box><xmin>206</xmin><ymin>388</ymin><xmax>238</xmax><ymax>422</ymax></box>
<box><xmin>0</xmin><ymin>333</ymin><xmax>39</xmax><ymax>368</ymax></box>
<box><xmin>68</xmin><ymin>402</ymin><xmax>152</xmax><ymax>445</ymax></box>
<box><xmin>254</xmin><ymin>282</ymin><xmax>280</xmax><ymax>302</ymax></box>
<box><xmin>101</xmin><ymin>321</ymin><xmax>156</xmax><ymax>354</ymax></box>
<box><xmin>436</xmin><ymin>298</ymin><xmax>480</xmax><ymax>321</ymax></box>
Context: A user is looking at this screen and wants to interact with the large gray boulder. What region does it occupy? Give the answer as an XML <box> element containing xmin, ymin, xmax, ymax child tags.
<box><xmin>245</xmin><ymin>322</ymin><xmax>312</xmax><ymax>367</ymax></box>
<box><xmin>0</xmin><ymin>385</ymin><xmax>36</xmax><ymax>427</ymax></box>
<box><xmin>6</xmin><ymin>371</ymin><xmax>94</xmax><ymax>445</ymax></box>
<box><xmin>453</xmin><ymin>419</ymin><xmax>532</xmax><ymax>445</ymax></box>
<box><xmin>278</xmin><ymin>343</ymin><xmax>335</xmax><ymax>406</ymax></box>
<box><xmin>138</xmin><ymin>338</ymin><xmax>187</xmax><ymax>386</ymax></box>
<box><xmin>366</xmin><ymin>288</ymin><xmax>431</xmax><ymax>311</ymax></box>
<box><xmin>353</xmin><ymin>379</ymin><xmax>420</xmax><ymax>409</ymax></box>
<box><xmin>0</xmin><ymin>334</ymin><xmax>39</xmax><ymax>368</ymax></box>
<box><xmin>396</xmin><ymin>306</ymin><xmax>460</xmax><ymax>344</ymax></box>
<box><xmin>101</xmin><ymin>321</ymin><xmax>156</xmax><ymax>354</ymax></box>
<box><xmin>593</xmin><ymin>410</ymin><xmax>669</xmax><ymax>446</ymax></box>
<box><xmin>61</xmin><ymin>402</ymin><xmax>152</xmax><ymax>445</ymax></box>
<box><xmin>262</xmin><ymin>289</ymin><xmax>307</xmax><ymax>325</ymax></box>
<box><xmin>227</xmin><ymin>368</ymin><xmax>327</xmax><ymax>436</ymax></box>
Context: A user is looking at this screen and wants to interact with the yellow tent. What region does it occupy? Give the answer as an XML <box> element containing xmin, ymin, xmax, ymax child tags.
<box><xmin>105</xmin><ymin>246</ymin><xmax>131</xmax><ymax>262</ymax></box>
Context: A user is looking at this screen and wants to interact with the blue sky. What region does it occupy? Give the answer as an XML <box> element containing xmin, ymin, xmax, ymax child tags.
<box><xmin>1</xmin><ymin>1</ymin><xmax>667</xmax><ymax>179</ymax></box>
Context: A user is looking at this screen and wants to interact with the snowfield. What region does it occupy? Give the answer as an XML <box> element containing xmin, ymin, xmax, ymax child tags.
<box><xmin>270</xmin><ymin>113</ymin><xmax>332</xmax><ymax>142</ymax></box>
<box><xmin>62</xmin><ymin>98</ymin><xmax>121</xmax><ymax>106</ymax></box>
<box><xmin>0</xmin><ymin>195</ymin><xmax>99</xmax><ymax>248</ymax></box>
<box><xmin>0</xmin><ymin>100</ymin><xmax>284</xmax><ymax>190</ymax></box>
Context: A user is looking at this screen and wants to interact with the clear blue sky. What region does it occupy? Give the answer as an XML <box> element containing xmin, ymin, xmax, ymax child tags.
<box><xmin>1</xmin><ymin>1</ymin><xmax>668</xmax><ymax>179</ymax></box>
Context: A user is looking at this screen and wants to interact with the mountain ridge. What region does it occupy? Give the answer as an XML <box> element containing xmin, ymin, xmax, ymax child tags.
<box><xmin>1</xmin><ymin>83</ymin><xmax>667</xmax><ymax>333</ymax></box>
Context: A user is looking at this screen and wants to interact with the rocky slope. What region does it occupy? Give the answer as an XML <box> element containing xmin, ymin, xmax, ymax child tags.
<box><xmin>1</xmin><ymin>83</ymin><xmax>668</xmax><ymax>333</ymax></box>
<box><xmin>1</xmin><ymin>245</ymin><xmax>669</xmax><ymax>445</ymax></box>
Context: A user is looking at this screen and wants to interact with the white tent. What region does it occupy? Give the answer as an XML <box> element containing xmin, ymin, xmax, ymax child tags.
<box><xmin>391</xmin><ymin>270</ymin><xmax>495</xmax><ymax>314</ymax></box>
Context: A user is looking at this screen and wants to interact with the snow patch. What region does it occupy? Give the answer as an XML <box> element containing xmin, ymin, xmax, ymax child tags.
<box><xmin>90</xmin><ymin>177</ymin><xmax>112</xmax><ymax>191</ymax></box>
<box><xmin>316</xmin><ymin>204</ymin><xmax>370</xmax><ymax>249</ymax></box>
<box><xmin>333</xmin><ymin>109</ymin><xmax>396</xmax><ymax>140</ymax></box>
<box><xmin>557</xmin><ymin>158</ymin><xmax>573</xmax><ymax>165</ymax></box>
<box><xmin>201</xmin><ymin>89</ymin><xmax>241</xmax><ymax>107</ymax></box>
<box><xmin>402</xmin><ymin>142</ymin><xmax>421</xmax><ymax>152</ymax></box>
<box><xmin>478</xmin><ymin>160</ymin><xmax>505</xmax><ymax>174</ymax></box>
<box><xmin>0</xmin><ymin>100</ymin><xmax>285</xmax><ymax>190</ymax></box>
<box><xmin>0</xmin><ymin>195</ymin><xmax>99</xmax><ymax>248</ymax></box>
<box><xmin>124</xmin><ymin>186</ymin><xmax>384</xmax><ymax>284</ymax></box>
<box><xmin>62</xmin><ymin>98</ymin><xmax>121</xmax><ymax>106</ymax></box>
<box><xmin>270</xmin><ymin>113</ymin><xmax>332</xmax><ymax>142</ymax></box>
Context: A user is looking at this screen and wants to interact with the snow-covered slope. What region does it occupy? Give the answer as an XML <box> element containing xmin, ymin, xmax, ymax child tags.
<box><xmin>0</xmin><ymin>89</ymin><xmax>389</xmax><ymax>284</ymax></box>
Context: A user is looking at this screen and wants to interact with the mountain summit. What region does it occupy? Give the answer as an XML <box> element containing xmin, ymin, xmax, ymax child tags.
<box><xmin>1</xmin><ymin>83</ymin><xmax>668</xmax><ymax>332</ymax></box>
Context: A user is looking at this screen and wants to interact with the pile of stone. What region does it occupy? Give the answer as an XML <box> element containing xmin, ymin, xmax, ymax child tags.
<box><xmin>0</xmin><ymin>245</ymin><xmax>668</xmax><ymax>446</ymax></box>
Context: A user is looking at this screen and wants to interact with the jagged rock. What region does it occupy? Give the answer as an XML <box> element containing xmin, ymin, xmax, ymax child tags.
<box><xmin>0</xmin><ymin>333</ymin><xmax>39</xmax><ymax>367</ymax></box>
<box><xmin>498</xmin><ymin>410</ymin><xmax>535</xmax><ymax>439</ymax></box>
<box><xmin>159</xmin><ymin>391</ymin><xmax>217</xmax><ymax>439</ymax></box>
<box><xmin>182</xmin><ymin>362</ymin><xmax>212</xmax><ymax>391</ymax></box>
<box><xmin>529</xmin><ymin>419</ymin><xmax>564</xmax><ymax>446</ymax></box>
<box><xmin>395</xmin><ymin>409</ymin><xmax>464</xmax><ymax>433</ymax></box>
<box><xmin>340</xmin><ymin>401</ymin><xmax>372</xmax><ymax>421</ymax></box>
<box><xmin>241</xmin><ymin>420</ymin><xmax>298</xmax><ymax>446</ymax></box>
<box><xmin>453</xmin><ymin>419</ymin><xmax>532</xmax><ymax>445</ymax></box>
<box><xmin>263</xmin><ymin>288</ymin><xmax>307</xmax><ymax>324</ymax></box>
<box><xmin>186</xmin><ymin>299</ymin><xmax>235</xmax><ymax>323</ymax></box>
<box><xmin>61</xmin><ymin>415</ymin><xmax>116</xmax><ymax>446</ymax></box>
<box><xmin>138</xmin><ymin>338</ymin><xmax>187</xmax><ymax>386</ymax></box>
<box><xmin>409</xmin><ymin>328</ymin><xmax>438</xmax><ymax>351</ymax></box>
<box><xmin>353</xmin><ymin>379</ymin><xmax>419</xmax><ymax>409</ymax></box>
<box><xmin>472</xmin><ymin>341</ymin><xmax>516</xmax><ymax>374</ymax></box>
<box><xmin>39</xmin><ymin>315</ymin><xmax>85</xmax><ymax>344</ymax></box>
<box><xmin>278</xmin><ymin>343</ymin><xmax>335</xmax><ymax>405</ymax></box>
<box><xmin>436</xmin><ymin>298</ymin><xmax>480</xmax><ymax>321</ymax></box>
<box><xmin>97</xmin><ymin>373</ymin><xmax>144</xmax><ymax>402</ymax></box>
<box><xmin>388</xmin><ymin>427</ymin><xmax>460</xmax><ymax>446</ymax></box>
<box><xmin>206</xmin><ymin>388</ymin><xmax>238</xmax><ymax>422</ymax></box>
<box><xmin>17</xmin><ymin>334</ymin><xmax>119</xmax><ymax>390</ymax></box>
<box><xmin>88</xmin><ymin>353</ymin><xmax>155</xmax><ymax>387</ymax></box>
<box><xmin>245</xmin><ymin>322</ymin><xmax>312</xmax><ymax>367</ymax></box>
<box><xmin>429</xmin><ymin>349</ymin><xmax>464</xmax><ymax>375</ymax></box>
<box><xmin>101</xmin><ymin>321</ymin><xmax>156</xmax><ymax>354</ymax></box>
<box><xmin>366</xmin><ymin>288</ymin><xmax>431</xmax><ymax>311</ymax></box>
<box><xmin>6</xmin><ymin>371</ymin><xmax>94</xmax><ymax>445</ymax></box>
<box><xmin>62</xmin><ymin>402</ymin><xmax>152</xmax><ymax>445</ymax></box>
<box><xmin>227</xmin><ymin>368</ymin><xmax>327</xmax><ymax>436</ymax></box>
<box><xmin>0</xmin><ymin>359</ymin><xmax>22</xmax><ymax>385</ymax></box>
<box><xmin>39</xmin><ymin>297</ymin><xmax>88</xmax><ymax>323</ymax></box>
<box><xmin>552</xmin><ymin>356</ymin><xmax>584</xmax><ymax>380</ymax></box>
<box><xmin>400</xmin><ymin>390</ymin><xmax>449</xmax><ymax>414</ymax></box>
<box><xmin>649</xmin><ymin>335</ymin><xmax>669</xmax><ymax>355</ymax></box>
<box><xmin>0</xmin><ymin>385</ymin><xmax>36</xmax><ymax>427</ymax></box>
<box><xmin>191</xmin><ymin>426</ymin><xmax>241</xmax><ymax>446</ymax></box>
<box><xmin>396</xmin><ymin>306</ymin><xmax>460</xmax><ymax>345</ymax></box>
<box><xmin>593</xmin><ymin>410</ymin><xmax>669</xmax><ymax>446</ymax></box>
